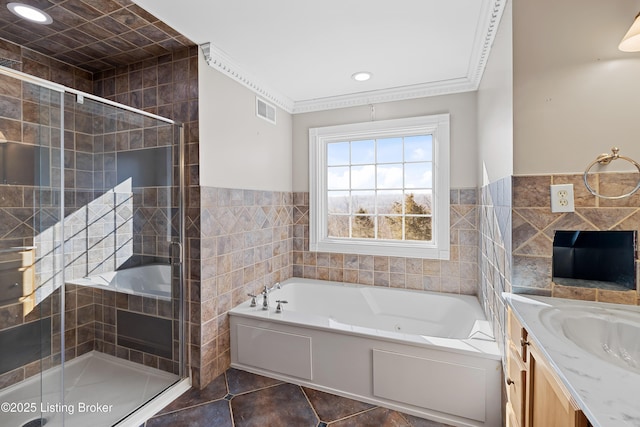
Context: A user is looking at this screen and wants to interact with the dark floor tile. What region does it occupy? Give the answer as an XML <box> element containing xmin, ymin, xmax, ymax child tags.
<box><xmin>329</xmin><ymin>407</ymin><xmax>411</xmax><ymax>427</ymax></box>
<box><xmin>400</xmin><ymin>412</ymin><xmax>455</xmax><ymax>427</ymax></box>
<box><xmin>146</xmin><ymin>399</ymin><xmax>232</xmax><ymax>427</ymax></box>
<box><xmin>226</xmin><ymin>367</ymin><xmax>283</xmax><ymax>395</ymax></box>
<box><xmin>231</xmin><ymin>383</ymin><xmax>318</xmax><ymax>427</ymax></box>
<box><xmin>302</xmin><ymin>386</ymin><xmax>374</xmax><ymax>422</ymax></box>
<box><xmin>155</xmin><ymin>372</ymin><xmax>228</xmax><ymax>415</ymax></box>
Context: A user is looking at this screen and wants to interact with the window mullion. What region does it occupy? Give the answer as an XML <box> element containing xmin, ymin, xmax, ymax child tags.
<box><xmin>401</xmin><ymin>136</ymin><xmax>406</xmax><ymax>241</ymax></box>
<box><xmin>373</xmin><ymin>138</ymin><xmax>378</xmax><ymax>240</ymax></box>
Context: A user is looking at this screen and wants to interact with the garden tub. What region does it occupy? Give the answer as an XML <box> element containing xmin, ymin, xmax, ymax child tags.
<box><xmin>229</xmin><ymin>278</ymin><xmax>501</xmax><ymax>427</ymax></box>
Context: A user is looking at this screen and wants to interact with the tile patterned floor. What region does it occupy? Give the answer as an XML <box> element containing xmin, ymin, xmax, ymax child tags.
<box><xmin>145</xmin><ymin>368</ymin><xmax>453</xmax><ymax>427</ymax></box>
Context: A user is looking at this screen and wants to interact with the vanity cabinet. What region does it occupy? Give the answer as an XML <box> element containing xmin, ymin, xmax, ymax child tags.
<box><xmin>506</xmin><ymin>309</ymin><xmax>589</xmax><ymax>427</ymax></box>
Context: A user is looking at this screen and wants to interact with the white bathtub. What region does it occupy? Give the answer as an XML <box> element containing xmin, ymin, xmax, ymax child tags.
<box><xmin>229</xmin><ymin>278</ymin><xmax>501</xmax><ymax>427</ymax></box>
<box><xmin>66</xmin><ymin>264</ymin><xmax>172</xmax><ymax>301</ymax></box>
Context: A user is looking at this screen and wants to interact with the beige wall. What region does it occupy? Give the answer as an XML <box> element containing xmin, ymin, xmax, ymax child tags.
<box><xmin>198</xmin><ymin>51</ymin><xmax>293</xmax><ymax>191</ymax></box>
<box><xmin>292</xmin><ymin>92</ymin><xmax>478</xmax><ymax>192</ymax></box>
<box><xmin>477</xmin><ymin>0</ymin><xmax>513</xmax><ymax>185</ymax></box>
<box><xmin>513</xmin><ymin>0</ymin><xmax>640</xmax><ymax>175</ymax></box>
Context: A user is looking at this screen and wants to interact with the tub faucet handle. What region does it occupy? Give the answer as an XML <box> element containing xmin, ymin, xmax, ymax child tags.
<box><xmin>275</xmin><ymin>300</ymin><xmax>288</xmax><ymax>313</ymax></box>
<box><xmin>247</xmin><ymin>293</ymin><xmax>257</xmax><ymax>307</ymax></box>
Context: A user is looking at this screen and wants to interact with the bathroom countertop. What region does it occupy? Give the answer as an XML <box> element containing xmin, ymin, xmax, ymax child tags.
<box><xmin>503</xmin><ymin>293</ymin><xmax>640</xmax><ymax>427</ymax></box>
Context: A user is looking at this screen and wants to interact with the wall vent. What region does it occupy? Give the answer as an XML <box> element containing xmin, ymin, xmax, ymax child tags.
<box><xmin>256</xmin><ymin>97</ymin><xmax>276</xmax><ymax>124</ymax></box>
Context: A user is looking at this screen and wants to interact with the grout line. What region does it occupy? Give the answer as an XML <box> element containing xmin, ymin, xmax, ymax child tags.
<box><xmin>324</xmin><ymin>406</ymin><xmax>380</xmax><ymax>425</ymax></box>
<box><xmin>227</xmin><ymin>398</ymin><xmax>235</xmax><ymax>427</ymax></box>
<box><xmin>224</xmin><ymin>370</ymin><xmax>236</xmax><ymax>427</ymax></box>
<box><xmin>228</xmin><ymin>379</ymin><xmax>286</xmax><ymax>397</ymax></box>
<box><xmin>299</xmin><ymin>385</ymin><xmax>321</xmax><ymax>423</ymax></box>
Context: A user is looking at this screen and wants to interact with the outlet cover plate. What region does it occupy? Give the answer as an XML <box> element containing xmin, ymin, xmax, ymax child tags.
<box><xmin>550</xmin><ymin>184</ymin><xmax>575</xmax><ymax>213</ymax></box>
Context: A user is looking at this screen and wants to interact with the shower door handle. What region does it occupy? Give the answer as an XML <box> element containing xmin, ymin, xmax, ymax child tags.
<box><xmin>170</xmin><ymin>240</ymin><xmax>184</xmax><ymax>265</ymax></box>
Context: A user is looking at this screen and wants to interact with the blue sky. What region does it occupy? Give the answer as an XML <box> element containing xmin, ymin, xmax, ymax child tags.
<box><xmin>327</xmin><ymin>135</ymin><xmax>433</xmax><ymax>191</ymax></box>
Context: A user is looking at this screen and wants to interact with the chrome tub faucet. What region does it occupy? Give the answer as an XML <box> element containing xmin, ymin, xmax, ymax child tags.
<box><xmin>261</xmin><ymin>282</ymin><xmax>281</xmax><ymax>310</ymax></box>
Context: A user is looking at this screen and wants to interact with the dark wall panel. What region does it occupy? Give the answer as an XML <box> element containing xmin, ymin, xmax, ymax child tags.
<box><xmin>116</xmin><ymin>147</ymin><xmax>170</xmax><ymax>187</ymax></box>
<box><xmin>0</xmin><ymin>318</ymin><xmax>51</xmax><ymax>375</ymax></box>
<box><xmin>117</xmin><ymin>310</ymin><xmax>172</xmax><ymax>359</ymax></box>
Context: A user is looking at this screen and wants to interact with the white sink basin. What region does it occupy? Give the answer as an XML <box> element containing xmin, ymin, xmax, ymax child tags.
<box><xmin>539</xmin><ymin>305</ymin><xmax>640</xmax><ymax>373</ymax></box>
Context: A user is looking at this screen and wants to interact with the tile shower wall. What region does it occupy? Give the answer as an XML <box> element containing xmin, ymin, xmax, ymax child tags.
<box><xmin>479</xmin><ymin>176</ymin><xmax>512</xmax><ymax>360</ymax></box>
<box><xmin>0</xmin><ymin>40</ymin><xmax>198</xmax><ymax>389</ymax></box>
<box><xmin>512</xmin><ymin>173</ymin><xmax>640</xmax><ymax>304</ymax></box>
<box><xmin>292</xmin><ymin>189</ymin><xmax>480</xmax><ymax>294</ymax></box>
<box><xmin>0</xmin><ymin>42</ymin><xmax>93</xmax><ymax>390</ymax></box>
<box><xmin>195</xmin><ymin>187</ymin><xmax>293</xmax><ymax>388</ymax></box>
<box><xmin>92</xmin><ymin>47</ymin><xmax>198</xmax><ymax>372</ymax></box>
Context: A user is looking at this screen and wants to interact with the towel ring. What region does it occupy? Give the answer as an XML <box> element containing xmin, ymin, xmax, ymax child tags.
<box><xmin>582</xmin><ymin>147</ymin><xmax>640</xmax><ymax>200</ymax></box>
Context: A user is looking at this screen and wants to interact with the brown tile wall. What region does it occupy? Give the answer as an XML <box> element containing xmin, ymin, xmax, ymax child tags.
<box><xmin>0</xmin><ymin>40</ymin><xmax>197</xmax><ymax>389</ymax></box>
<box><xmin>479</xmin><ymin>176</ymin><xmax>512</xmax><ymax>362</ymax></box>
<box><xmin>92</xmin><ymin>47</ymin><xmax>198</xmax><ymax>373</ymax></box>
<box><xmin>190</xmin><ymin>186</ymin><xmax>480</xmax><ymax>389</ymax></box>
<box><xmin>0</xmin><ymin>0</ymin><xmax>193</xmax><ymax>73</ymax></box>
<box><xmin>0</xmin><ymin>42</ymin><xmax>94</xmax><ymax>390</ymax></box>
<box><xmin>92</xmin><ymin>286</ymin><xmax>178</xmax><ymax>374</ymax></box>
<box><xmin>292</xmin><ymin>189</ymin><xmax>480</xmax><ymax>294</ymax></box>
<box><xmin>482</xmin><ymin>172</ymin><xmax>640</xmax><ymax>371</ymax></box>
<box><xmin>512</xmin><ymin>173</ymin><xmax>640</xmax><ymax>304</ymax></box>
<box><xmin>194</xmin><ymin>187</ymin><xmax>293</xmax><ymax>387</ymax></box>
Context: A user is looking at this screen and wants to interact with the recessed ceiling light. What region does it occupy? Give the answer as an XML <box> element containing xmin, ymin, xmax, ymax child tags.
<box><xmin>7</xmin><ymin>3</ymin><xmax>53</xmax><ymax>25</ymax></box>
<box><xmin>351</xmin><ymin>71</ymin><xmax>372</xmax><ymax>82</ymax></box>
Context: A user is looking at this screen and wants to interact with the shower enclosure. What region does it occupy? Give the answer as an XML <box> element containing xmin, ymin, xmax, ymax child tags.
<box><xmin>0</xmin><ymin>67</ymin><xmax>188</xmax><ymax>427</ymax></box>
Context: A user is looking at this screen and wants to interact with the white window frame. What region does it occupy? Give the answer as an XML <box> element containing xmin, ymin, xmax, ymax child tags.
<box><xmin>309</xmin><ymin>114</ymin><xmax>450</xmax><ymax>259</ymax></box>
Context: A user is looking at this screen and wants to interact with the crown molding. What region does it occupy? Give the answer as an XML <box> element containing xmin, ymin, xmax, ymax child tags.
<box><xmin>297</xmin><ymin>78</ymin><xmax>482</xmax><ymax>114</ymax></box>
<box><xmin>291</xmin><ymin>78</ymin><xmax>477</xmax><ymax>114</ymax></box>
<box><xmin>200</xmin><ymin>42</ymin><xmax>295</xmax><ymax>113</ymax></box>
<box><xmin>466</xmin><ymin>0</ymin><xmax>507</xmax><ymax>88</ymax></box>
<box><xmin>200</xmin><ymin>0</ymin><xmax>506</xmax><ymax>115</ymax></box>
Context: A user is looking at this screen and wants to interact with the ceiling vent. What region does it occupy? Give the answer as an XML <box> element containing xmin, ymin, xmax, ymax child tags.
<box><xmin>256</xmin><ymin>97</ymin><xmax>276</xmax><ymax>124</ymax></box>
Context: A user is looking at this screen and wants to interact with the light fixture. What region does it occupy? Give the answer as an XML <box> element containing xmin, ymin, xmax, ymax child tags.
<box><xmin>351</xmin><ymin>71</ymin><xmax>372</xmax><ymax>82</ymax></box>
<box><xmin>7</xmin><ymin>3</ymin><xmax>53</xmax><ymax>25</ymax></box>
<box><xmin>619</xmin><ymin>12</ymin><xmax>640</xmax><ymax>52</ymax></box>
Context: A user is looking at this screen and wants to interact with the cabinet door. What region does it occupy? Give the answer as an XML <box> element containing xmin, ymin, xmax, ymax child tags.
<box><xmin>527</xmin><ymin>343</ymin><xmax>589</xmax><ymax>427</ymax></box>
<box><xmin>506</xmin><ymin>402</ymin><xmax>519</xmax><ymax>427</ymax></box>
<box><xmin>508</xmin><ymin>309</ymin><xmax>527</xmax><ymax>361</ymax></box>
<box><xmin>507</xmin><ymin>346</ymin><xmax>526</xmax><ymax>427</ymax></box>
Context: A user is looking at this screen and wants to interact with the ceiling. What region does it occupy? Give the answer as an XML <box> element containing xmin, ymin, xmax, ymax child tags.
<box><xmin>132</xmin><ymin>0</ymin><xmax>506</xmax><ymax>113</ymax></box>
<box><xmin>0</xmin><ymin>0</ymin><xmax>506</xmax><ymax>113</ymax></box>
<box><xmin>0</xmin><ymin>0</ymin><xmax>193</xmax><ymax>72</ymax></box>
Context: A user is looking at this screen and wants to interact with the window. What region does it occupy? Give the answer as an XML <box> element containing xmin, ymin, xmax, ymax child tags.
<box><xmin>309</xmin><ymin>114</ymin><xmax>450</xmax><ymax>259</ymax></box>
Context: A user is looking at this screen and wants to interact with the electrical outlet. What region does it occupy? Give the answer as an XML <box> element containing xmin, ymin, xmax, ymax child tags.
<box><xmin>550</xmin><ymin>184</ymin><xmax>575</xmax><ymax>212</ymax></box>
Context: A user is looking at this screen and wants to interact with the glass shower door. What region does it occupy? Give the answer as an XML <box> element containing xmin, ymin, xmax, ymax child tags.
<box><xmin>0</xmin><ymin>74</ymin><xmax>65</xmax><ymax>427</ymax></box>
<box><xmin>58</xmin><ymin>94</ymin><xmax>184</xmax><ymax>426</ymax></box>
<box><xmin>0</xmin><ymin>66</ymin><xmax>186</xmax><ymax>427</ymax></box>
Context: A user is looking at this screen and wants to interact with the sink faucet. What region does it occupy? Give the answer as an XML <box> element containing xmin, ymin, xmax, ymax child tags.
<box><xmin>261</xmin><ymin>282</ymin><xmax>281</xmax><ymax>310</ymax></box>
